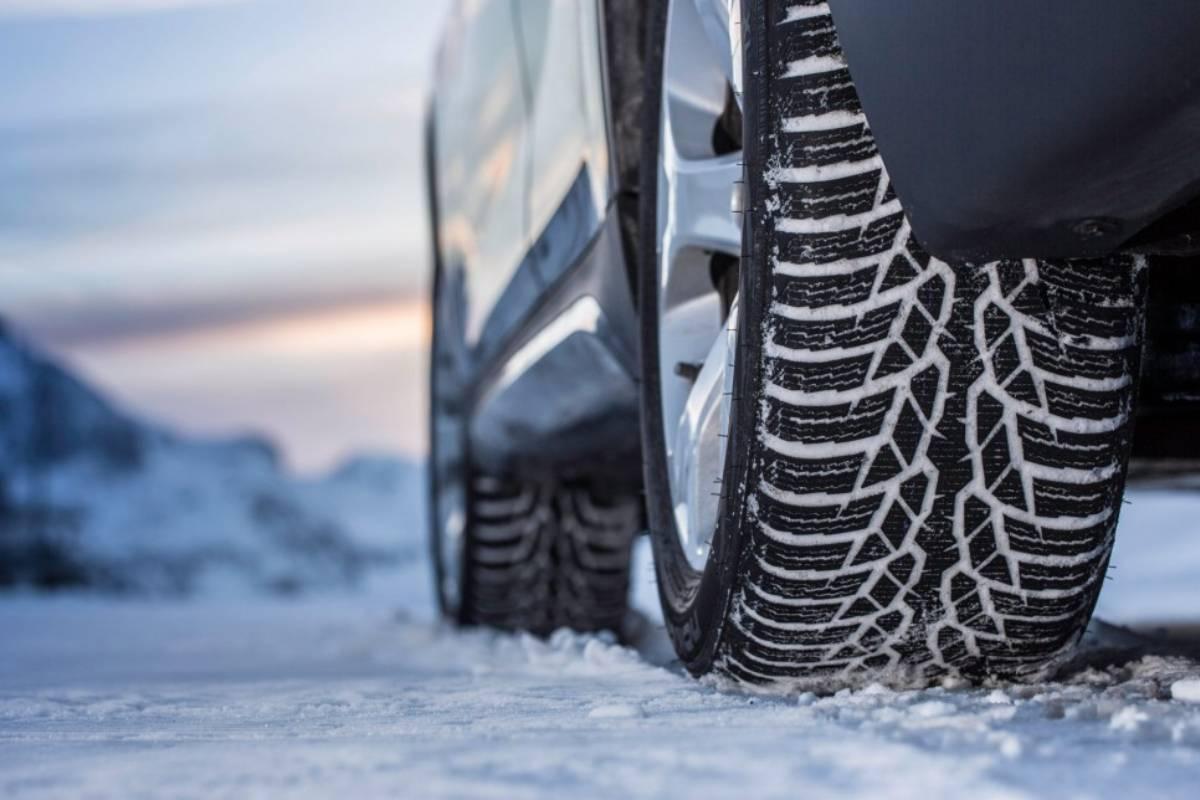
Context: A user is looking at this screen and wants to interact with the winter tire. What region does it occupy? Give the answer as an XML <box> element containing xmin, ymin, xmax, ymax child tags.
<box><xmin>640</xmin><ymin>0</ymin><xmax>1148</xmax><ymax>687</ymax></box>
<box><xmin>458</xmin><ymin>476</ymin><xmax>640</xmax><ymax>634</ymax></box>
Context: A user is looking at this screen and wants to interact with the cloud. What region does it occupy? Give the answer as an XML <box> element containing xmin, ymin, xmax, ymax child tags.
<box><xmin>9</xmin><ymin>274</ymin><xmax>426</xmax><ymax>349</ymax></box>
<box><xmin>0</xmin><ymin>78</ymin><xmax>432</xmax><ymax>348</ymax></box>
<box><xmin>0</xmin><ymin>0</ymin><xmax>244</xmax><ymax>16</ymax></box>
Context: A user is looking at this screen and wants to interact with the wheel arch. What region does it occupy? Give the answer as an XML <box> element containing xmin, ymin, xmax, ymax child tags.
<box><xmin>828</xmin><ymin>0</ymin><xmax>1200</xmax><ymax>262</ymax></box>
<box><xmin>600</xmin><ymin>0</ymin><xmax>651</xmax><ymax>302</ymax></box>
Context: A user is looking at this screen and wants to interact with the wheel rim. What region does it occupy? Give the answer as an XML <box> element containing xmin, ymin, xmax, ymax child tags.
<box><xmin>656</xmin><ymin>0</ymin><xmax>743</xmax><ymax>572</ymax></box>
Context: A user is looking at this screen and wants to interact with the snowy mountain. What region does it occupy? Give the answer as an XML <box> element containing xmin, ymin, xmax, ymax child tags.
<box><xmin>0</xmin><ymin>318</ymin><xmax>425</xmax><ymax>594</ymax></box>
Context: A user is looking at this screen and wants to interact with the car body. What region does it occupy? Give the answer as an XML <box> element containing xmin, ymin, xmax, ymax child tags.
<box><xmin>427</xmin><ymin>0</ymin><xmax>1200</xmax><ymax>481</ymax></box>
<box><xmin>427</xmin><ymin>0</ymin><xmax>641</xmax><ymax>478</ymax></box>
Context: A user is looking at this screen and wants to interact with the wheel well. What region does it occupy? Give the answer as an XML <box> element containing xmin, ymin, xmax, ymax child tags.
<box><xmin>601</xmin><ymin>0</ymin><xmax>650</xmax><ymax>302</ymax></box>
<box><xmin>1132</xmin><ymin>256</ymin><xmax>1200</xmax><ymax>462</ymax></box>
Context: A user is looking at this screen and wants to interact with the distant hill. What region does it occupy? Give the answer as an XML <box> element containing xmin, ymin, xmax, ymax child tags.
<box><xmin>0</xmin><ymin>319</ymin><xmax>425</xmax><ymax>594</ymax></box>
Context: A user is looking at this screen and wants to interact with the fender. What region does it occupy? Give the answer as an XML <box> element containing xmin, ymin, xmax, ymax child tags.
<box><xmin>827</xmin><ymin>1</ymin><xmax>1200</xmax><ymax>263</ymax></box>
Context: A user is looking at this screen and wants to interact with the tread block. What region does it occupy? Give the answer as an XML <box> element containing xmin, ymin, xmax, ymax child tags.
<box><xmin>742</xmin><ymin>595</ymin><xmax>844</xmax><ymax>626</ymax></box>
<box><xmin>754</xmin><ymin>568</ymin><xmax>874</xmax><ymax>602</ymax></box>
<box><xmin>873</xmin><ymin>342</ymin><xmax>915</xmax><ymax>379</ymax></box>
<box><xmin>778</xmin><ymin>169</ymin><xmax>882</xmax><ymax>219</ymax></box>
<box><xmin>772</xmin><ymin>302</ymin><xmax>900</xmax><ymax>351</ymax></box>
<box><xmin>900</xmin><ymin>307</ymin><xmax>934</xmax><ymax>354</ymax></box>
<box><xmin>780</xmin><ymin>123</ymin><xmax>878</xmax><ymax>168</ymax></box>
<box><xmin>767</xmin><ymin>388</ymin><xmax>896</xmax><ymax>443</ymax></box>
<box><xmin>763</xmin><ymin>453</ymin><xmax>865</xmax><ymax>495</ymax></box>
<box><xmin>1018</xmin><ymin>417</ymin><xmax>1123</xmax><ymax>471</ymax></box>
<box><xmin>755</xmin><ymin>490</ymin><xmax>885</xmax><ymax>536</ymax></box>
<box><xmin>863</xmin><ymin>445</ymin><xmax>904</xmax><ymax>487</ymax></box>
<box><xmin>1026</xmin><ymin>329</ymin><xmax>1135</xmax><ymax>381</ymax></box>
<box><xmin>758</xmin><ymin>538</ymin><xmax>854</xmax><ymax>572</ymax></box>
<box><xmin>774</xmin><ymin>68</ymin><xmax>861</xmax><ymax>118</ymax></box>
<box><xmin>767</xmin><ymin>353</ymin><xmax>874</xmax><ymax>393</ymax></box>
<box><xmin>880</xmin><ymin>499</ymin><xmax>916</xmax><ymax>549</ymax></box>
<box><xmin>899</xmin><ymin>473</ymin><xmax>930</xmax><ymax>512</ymax></box>
<box><xmin>776</xmin><ymin>211</ymin><xmax>905</xmax><ymax>266</ymax></box>
<box><xmin>774</xmin><ymin>266</ymin><xmax>880</xmax><ymax>309</ymax></box>
<box><xmin>774</xmin><ymin>11</ymin><xmax>840</xmax><ymax>58</ymax></box>
<box><xmin>1044</xmin><ymin>381</ymin><xmax>1127</xmax><ymax>421</ymax></box>
<box><xmin>881</xmin><ymin>254</ymin><xmax>920</xmax><ymax>291</ymax></box>
<box><xmin>891</xmin><ymin>400</ymin><xmax>926</xmax><ymax>464</ymax></box>
<box><xmin>983</xmin><ymin>303</ymin><xmax>1011</xmax><ymax>346</ymax></box>
<box><xmin>851</xmin><ymin>533</ymin><xmax>894</xmax><ymax>565</ymax></box>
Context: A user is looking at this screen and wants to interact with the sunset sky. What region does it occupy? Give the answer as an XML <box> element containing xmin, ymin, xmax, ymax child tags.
<box><xmin>0</xmin><ymin>0</ymin><xmax>449</xmax><ymax>471</ymax></box>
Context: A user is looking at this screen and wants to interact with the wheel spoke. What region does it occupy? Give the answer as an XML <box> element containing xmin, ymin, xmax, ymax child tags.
<box><xmin>670</xmin><ymin>300</ymin><xmax>738</xmax><ymax>564</ymax></box>
<box><xmin>691</xmin><ymin>0</ymin><xmax>741</xmax><ymax>97</ymax></box>
<box><xmin>661</xmin><ymin>149</ymin><xmax>743</xmax><ymax>268</ymax></box>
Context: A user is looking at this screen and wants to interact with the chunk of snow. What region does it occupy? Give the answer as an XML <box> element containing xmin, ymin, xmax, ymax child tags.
<box><xmin>997</xmin><ymin>735</ymin><xmax>1022</xmax><ymax>759</ymax></box>
<box><xmin>1171</xmin><ymin>679</ymin><xmax>1200</xmax><ymax>704</ymax></box>
<box><xmin>587</xmin><ymin>703</ymin><xmax>644</xmax><ymax>719</ymax></box>
<box><xmin>1109</xmin><ymin>706</ymin><xmax>1149</xmax><ymax>733</ymax></box>
<box><xmin>908</xmin><ymin>700</ymin><xmax>955</xmax><ymax>718</ymax></box>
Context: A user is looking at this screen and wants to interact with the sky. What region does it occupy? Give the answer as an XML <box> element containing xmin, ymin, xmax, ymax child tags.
<box><xmin>0</xmin><ymin>0</ymin><xmax>449</xmax><ymax>471</ymax></box>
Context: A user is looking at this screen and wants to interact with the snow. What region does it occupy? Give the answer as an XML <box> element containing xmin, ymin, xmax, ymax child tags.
<box><xmin>1095</xmin><ymin>487</ymin><xmax>1200</xmax><ymax>625</ymax></box>
<box><xmin>3</xmin><ymin>486</ymin><xmax>1200</xmax><ymax>798</ymax></box>
<box><xmin>2</xmin><ymin>588</ymin><xmax>1200</xmax><ymax>799</ymax></box>
<box><xmin>1172</xmin><ymin>679</ymin><xmax>1200</xmax><ymax>704</ymax></box>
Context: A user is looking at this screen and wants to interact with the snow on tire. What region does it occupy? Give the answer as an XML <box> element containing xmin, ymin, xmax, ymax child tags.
<box><xmin>644</xmin><ymin>0</ymin><xmax>1148</xmax><ymax>688</ymax></box>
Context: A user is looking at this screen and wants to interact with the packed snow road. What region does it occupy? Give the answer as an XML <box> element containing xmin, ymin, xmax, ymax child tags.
<box><xmin>3</xmin><ymin>489</ymin><xmax>1200</xmax><ymax>799</ymax></box>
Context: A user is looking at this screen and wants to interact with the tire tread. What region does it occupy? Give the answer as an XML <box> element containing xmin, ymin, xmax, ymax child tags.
<box><xmin>715</xmin><ymin>1</ymin><xmax>1147</xmax><ymax>686</ymax></box>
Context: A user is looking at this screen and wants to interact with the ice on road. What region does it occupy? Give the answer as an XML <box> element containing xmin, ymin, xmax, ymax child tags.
<box><xmin>2</xmin><ymin>489</ymin><xmax>1200</xmax><ymax>799</ymax></box>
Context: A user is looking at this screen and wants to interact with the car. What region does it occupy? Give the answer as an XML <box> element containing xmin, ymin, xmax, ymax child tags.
<box><xmin>425</xmin><ymin>0</ymin><xmax>1200</xmax><ymax>688</ymax></box>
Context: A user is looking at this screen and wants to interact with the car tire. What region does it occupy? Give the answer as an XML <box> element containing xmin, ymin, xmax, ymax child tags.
<box><xmin>639</xmin><ymin>0</ymin><xmax>1149</xmax><ymax>686</ymax></box>
<box><xmin>456</xmin><ymin>476</ymin><xmax>640</xmax><ymax>634</ymax></box>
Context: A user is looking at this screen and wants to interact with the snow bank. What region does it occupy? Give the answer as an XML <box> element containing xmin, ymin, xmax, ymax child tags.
<box><xmin>0</xmin><ymin>318</ymin><xmax>424</xmax><ymax>595</ymax></box>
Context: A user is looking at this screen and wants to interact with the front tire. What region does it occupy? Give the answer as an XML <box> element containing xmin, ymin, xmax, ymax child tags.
<box><xmin>640</xmin><ymin>0</ymin><xmax>1148</xmax><ymax>687</ymax></box>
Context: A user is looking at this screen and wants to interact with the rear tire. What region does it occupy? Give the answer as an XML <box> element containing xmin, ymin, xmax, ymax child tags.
<box><xmin>460</xmin><ymin>475</ymin><xmax>640</xmax><ymax>634</ymax></box>
<box><xmin>640</xmin><ymin>0</ymin><xmax>1148</xmax><ymax>687</ymax></box>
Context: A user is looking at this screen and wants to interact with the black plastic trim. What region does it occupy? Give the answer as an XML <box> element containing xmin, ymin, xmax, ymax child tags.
<box><xmin>828</xmin><ymin>0</ymin><xmax>1200</xmax><ymax>263</ymax></box>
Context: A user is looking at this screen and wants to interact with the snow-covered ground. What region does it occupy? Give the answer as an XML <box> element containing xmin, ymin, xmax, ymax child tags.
<box><xmin>3</xmin><ymin>487</ymin><xmax>1200</xmax><ymax>799</ymax></box>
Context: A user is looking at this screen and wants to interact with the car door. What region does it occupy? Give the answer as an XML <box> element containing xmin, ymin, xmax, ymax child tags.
<box><xmin>513</xmin><ymin>0</ymin><xmax>612</xmax><ymax>288</ymax></box>
<box><xmin>431</xmin><ymin>0</ymin><xmax>534</xmax><ymax>352</ymax></box>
